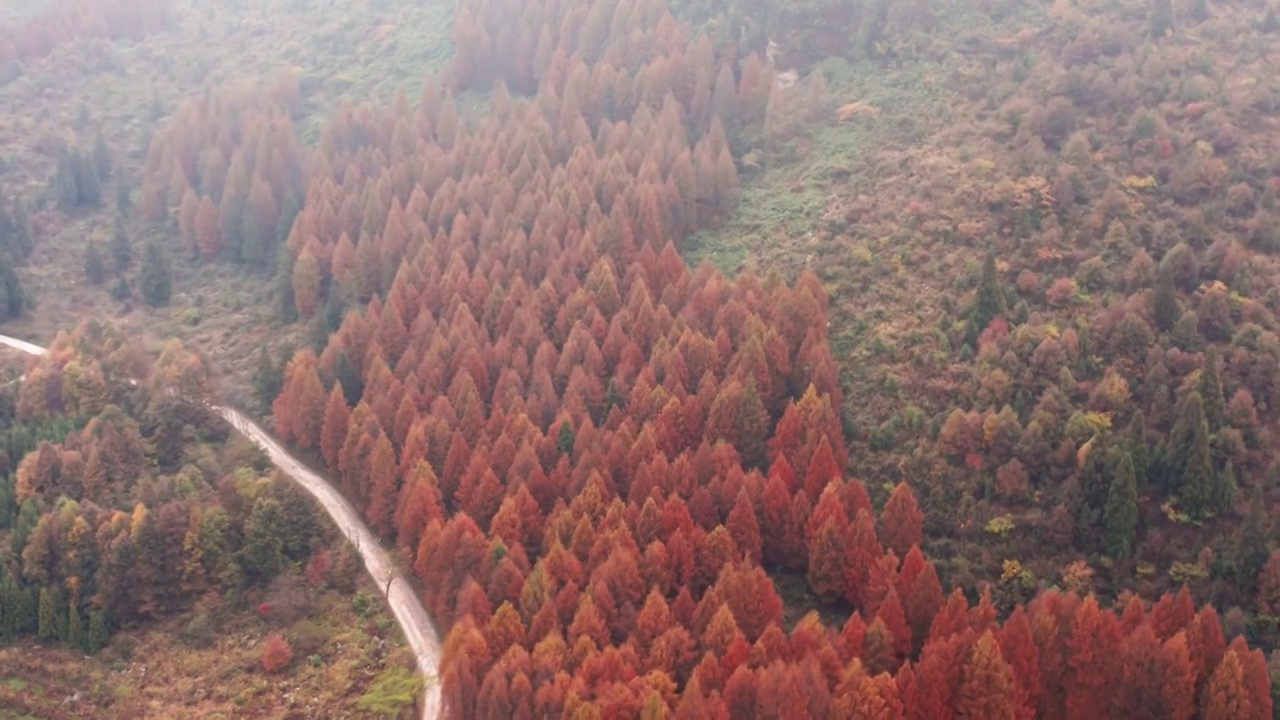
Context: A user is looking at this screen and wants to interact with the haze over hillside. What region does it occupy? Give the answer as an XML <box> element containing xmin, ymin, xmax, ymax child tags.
<box><xmin>2</xmin><ymin>0</ymin><xmax>1280</xmax><ymax>717</ymax></box>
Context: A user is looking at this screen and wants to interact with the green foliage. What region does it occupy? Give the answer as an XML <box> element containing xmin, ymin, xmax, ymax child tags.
<box><xmin>1152</xmin><ymin>263</ymin><xmax>1179</xmax><ymax>333</ymax></box>
<box><xmin>110</xmin><ymin>216</ymin><xmax>132</xmax><ymax>272</ymax></box>
<box><xmin>967</xmin><ymin>249</ymin><xmax>1008</xmax><ymax>342</ymax></box>
<box><xmin>273</xmin><ymin>244</ymin><xmax>298</xmax><ymax>323</ymax></box>
<box><xmin>356</xmin><ymin>666</ymin><xmax>422</xmax><ymax>716</ymax></box>
<box><xmin>84</xmin><ymin>242</ymin><xmax>106</xmax><ymax>285</ymax></box>
<box><xmin>86</xmin><ymin>610</ymin><xmax>109</xmax><ymax>653</ymax></box>
<box><xmin>253</xmin><ymin>347</ymin><xmax>285</xmax><ymax>410</ymax></box>
<box><xmin>140</xmin><ymin>239</ymin><xmax>172</xmax><ymax>307</ymax></box>
<box><xmin>1199</xmin><ymin>349</ymin><xmax>1225</xmax><ymax>432</ymax></box>
<box><xmin>1150</xmin><ymin>0</ymin><xmax>1174</xmax><ymax>36</ymax></box>
<box><xmin>0</xmin><ymin>200</ymin><xmax>32</xmax><ymax>260</ymax></box>
<box><xmin>92</xmin><ymin>129</ymin><xmax>112</xmax><ymax>180</ymax></box>
<box><xmin>1104</xmin><ymin>452</ymin><xmax>1139</xmax><ymax>559</ymax></box>
<box><xmin>52</xmin><ymin>145</ymin><xmax>101</xmax><ymax>212</ymax></box>
<box><xmin>984</xmin><ymin>515</ymin><xmax>1015</xmax><ymax>536</ymax></box>
<box><xmin>557</xmin><ymin>421</ymin><xmax>576</xmax><ymax>457</ymax></box>
<box><xmin>0</xmin><ymin>252</ymin><xmax>27</xmax><ymax>319</ymax></box>
<box><xmin>37</xmin><ymin>586</ymin><xmax>59</xmax><ymax>640</ymax></box>
<box><xmin>239</xmin><ymin>496</ymin><xmax>287</xmax><ymax>582</ymax></box>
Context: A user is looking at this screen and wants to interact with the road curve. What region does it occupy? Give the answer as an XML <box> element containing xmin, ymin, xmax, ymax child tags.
<box><xmin>0</xmin><ymin>334</ymin><xmax>443</xmax><ymax>719</ymax></box>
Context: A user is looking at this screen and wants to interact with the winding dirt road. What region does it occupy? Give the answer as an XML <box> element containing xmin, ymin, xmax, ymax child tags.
<box><xmin>0</xmin><ymin>334</ymin><xmax>443</xmax><ymax>719</ymax></box>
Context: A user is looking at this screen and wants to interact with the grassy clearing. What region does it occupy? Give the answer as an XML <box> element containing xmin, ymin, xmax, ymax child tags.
<box><xmin>0</xmin><ymin>576</ymin><xmax>416</xmax><ymax>719</ymax></box>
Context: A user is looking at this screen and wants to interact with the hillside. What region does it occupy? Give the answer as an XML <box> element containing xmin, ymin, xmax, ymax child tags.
<box><xmin>2</xmin><ymin>0</ymin><xmax>1280</xmax><ymax>716</ymax></box>
<box><xmin>0</xmin><ymin>321</ymin><xmax>419</xmax><ymax>718</ymax></box>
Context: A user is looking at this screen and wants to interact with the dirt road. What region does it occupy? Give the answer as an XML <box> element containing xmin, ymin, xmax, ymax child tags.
<box><xmin>0</xmin><ymin>334</ymin><xmax>443</xmax><ymax>719</ymax></box>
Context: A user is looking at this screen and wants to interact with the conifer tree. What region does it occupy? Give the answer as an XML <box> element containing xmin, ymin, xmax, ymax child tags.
<box><xmin>1153</xmin><ymin>262</ymin><xmax>1179</xmax><ymax>332</ymax></box>
<box><xmin>116</xmin><ymin>181</ymin><xmax>132</xmax><ymax>217</ymax></box>
<box><xmin>0</xmin><ymin>252</ymin><xmax>25</xmax><ymax>319</ymax></box>
<box><xmin>92</xmin><ymin>129</ymin><xmax>112</xmax><ymax>179</ymax></box>
<box><xmin>1104</xmin><ymin>452</ymin><xmax>1139</xmax><ymax>558</ymax></box>
<box><xmin>968</xmin><ymin>249</ymin><xmax>1008</xmax><ymax>341</ymax></box>
<box><xmin>37</xmin><ymin>586</ymin><xmax>58</xmax><ymax>639</ymax></box>
<box><xmin>1199</xmin><ymin>349</ymin><xmax>1225</xmax><ymax>433</ymax></box>
<box><xmin>140</xmin><ymin>239</ymin><xmax>172</xmax><ymax>306</ymax></box>
<box><xmin>84</xmin><ymin>242</ymin><xmax>106</xmax><ymax>284</ymax></box>
<box><xmin>273</xmin><ymin>244</ymin><xmax>298</xmax><ymax>322</ymax></box>
<box><xmin>1173</xmin><ymin>391</ymin><xmax>1216</xmax><ymax>518</ymax></box>
<box><xmin>87</xmin><ymin>610</ymin><xmax>109</xmax><ymax>653</ymax></box>
<box><xmin>1125</xmin><ymin>410</ymin><xmax>1150</xmax><ymax>488</ymax></box>
<box><xmin>110</xmin><ymin>216</ymin><xmax>132</xmax><ymax>272</ymax></box>
<box><xmin>67</xmin><ymin>602</ymin><xmax>85</xmax><ymax>650</ymax></box>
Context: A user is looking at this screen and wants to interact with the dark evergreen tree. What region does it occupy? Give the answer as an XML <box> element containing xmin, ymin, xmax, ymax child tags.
<box><xmin>0</xmin><ymin>252</ymin><xmax>24</xmax><ymax>319</ymax></box>
<box><xmin>558</xmin><ymin>421</ymin><xmax>576</xmax><ymax>457</ymax></box>
<box><xmin>92</xmin><ymin>129</ymin><xmax>112</xmax><ymax>179</ymax></box>
<box><xmin>1126</xmin><ymin>410</ymin><xmax>1151</xmax><ymax>488</ymax></box>
<box><xmin>75</xmin><ymin>152</ymin><xmax>102</xmax><ymax>208</ymax></box>
<box><xmin>86</xmin><ymin>609</ymin><xmax>109</xmax><ymax>653</ymax></box>
<box><xmin>116</xmin><ymin>181</ymin><xmax>132</xmax><ymax>217</ymax></box>
<box><xmin>1151</xmin><ymin>0</ymin><xmax>1174</xmax><ymax>35</ymax></box>
<box><xmin>140</xmin><ymin>239</ymin><xmax>172</xmax><ymax>307</ymax></box>
<box><xmin>334</xmin><ymin>351</ymin><xmax>362</xmax><ymax>406</ymax></box>
<box><xmin>253</xmin><ymin>346</ymin><xmax>285</xmax><ymax>410</ymax></box>
<box><xmin>110</xmin><ymin>276</ymin><xmax>131</xmax><ymax>302</ymax></box>
<box><xmin>110</xmin><ymin>216</ymin><xmax>132</xmax><ymax>272</ymax></box>
<box><xmin>37</xmin><ymin>586</ymin><xmax>59</xmax><ymax>640</ymax></box>
<box><xmin>1215</xmin><ymin>460</ymin><xmax>1238</xmax><ymax>517</ymax></box>
<box><xmin>1153</xmin><ymin>262</ymin><xmax>1179</xmax><ymax>332</ymax></box>
<box><xmin>239</xmin><ymin>497</ymin><xmax>286</xmax><ymax>582</ymax></box>
<box><xmin>84</xmin><ymin>242</ymin><xmax>106</xmax><ymax>285</ymax></box>
<box><xmin>968</xmin><ymin>248</ymin><xmax>1008</xmax><ymax>342</ymax></box>
<box><xmin>67</xmin><ymin>602</ymin><xmax>85</xmax><ymax>650</ymax></box>
<box><xmin>1199</xmin><ymin>348</ymin><xmax>1225</xmax><ymax>433</ymax></box>
<box><xmin>273</xmin><ymin>244</ymin><xmax>297</xmax><ymax>322</ymax></box>
<box><xmin>1104</xmin><ymin>452</ymin><xmax>1139</xmax><ymax>559</ymax></box>
<box><xmin>1173</xmin><ymin>391</ymin><xmax>1216</xmax><ymax>518</ymax></box>
<box><xmin>10</xmin><ymin>497</ymin><xmax>39</xmax><ymax>555</ymax></box>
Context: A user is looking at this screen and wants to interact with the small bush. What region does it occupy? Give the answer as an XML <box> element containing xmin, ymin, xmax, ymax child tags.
<box><xmin>261</xmin><ymin>633</ymin><xmax>293</xmax><ymax>674</ymax></box>
<box><xmin>182</xmin><ymin>612</ymin><xmax>216</xmax><ymax>649</ymax></box>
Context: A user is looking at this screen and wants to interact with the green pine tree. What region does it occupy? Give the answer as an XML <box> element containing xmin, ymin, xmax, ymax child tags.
<box><xmin>557</xmin><ymin>421</ymin><xmax>576</xmax><ymax>457</ymax></box>
<box><xmin>1151</xmin><ymin>0</ymin><xmax>1174</xmax><ymax>35</ymax></box>
<box><xmin>92</xmin><ymin>129</ymin><xmax>112</xmax><ymax>179</ymax></box>
<box><xmin>8</xmin><ymin>201</ymin><xmax>31</xmax><ymax>259</ymax></box>
<box><xmin>86</xmin><ymin>610</ymin><xmax>109</xmax><ymax>653</ymax></box>
<box><xmin>239</xmin><ymin>497</ymin><xmax>286</xmax><ymax>582</ymax></box>
<box><xmin>1214</xmin><ymin>460</ymin><xmax>1238</xmax><ymax>516</ymax></box>
<box><xmin>1126</xmin><ymin>410</ymin><xmax>1151</xmax><ymax>488</ymax></box>
<box><xmin>252</xmin><ymin>347</ymin><xmax>285</xmax><ymax>410</ymax></box>
<box><xmin>110</xmin><ymin>216</ymin><xmax>132</xmax><ymax>272</ymax></box>
<box><xmin>110</xmin><ymin>276</ymin><xmax>131</xmax><ymax>302</ymax></box>
<box><xmin>0</xmin><ymin>252</ymin><xmax>25</xmax><ymax>319</ymax></box>
<box><xmin>84</xmin><ymin>242</ymin><xmax>106</xmax><ymax>284</ymax></box>
<box><xmin>116</xmin><ymin>181</ymin><xmax>133</xmax><ymax>217</ymax></box>
<box><xmin>67</xmin><ymin>602</ymin><xmax>85</xmax><ymax>650</ymax></box>
<box><xmin>73</xmin><ymin>152</ymin><xmax>101</xmax><ymax>208</ymax></box>
<box><xmin>1199</xmin><ymin>348</ymin><xmax>1225</xmax><ymax>432</ymax></box>
<box><xmin>273</xmin><ymin>244</ymin><xmax>297</xmax><ymax>322</ymax></box>
<box><xmin>1104</xmin><ymin>452</ymin><xmax>1139</xmax><ymax>558</ymax></box>
<box><xmin>140</xmin><ymin>239</ymin><xmax>172</xmax><ymax>307</ymax></box>
<box><xmin>968</xmin><ymin>248</ymin><xmax>1008</xmax><ymax>341</ymax></box>
<box><xmin>37</xmin><ymin>586</ymin><xmax>59</xmax><ymax>640</ymax></box>
<box><xmin>1153</xmin><ymin>262</ymin><xmax>1179</xmax><ymax>332</ymax></box>
<box><xmin>1175</xmin><ymin>392</ymin><xmax>1216</xmax><ymax>518</ymax></box>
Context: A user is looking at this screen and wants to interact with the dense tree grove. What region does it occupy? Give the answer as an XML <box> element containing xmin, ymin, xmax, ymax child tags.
<box><xmin>0</xmin><ymin>321</ymin><xmax>341</xmax><ymax>655</ymax></box>
<box><xmin>226</xmin><ymin>0</ymin><xmax>1280</xmax><ymax>714</ymax></box>
<box><xmin>0</xmin><ymin>0</ymin><xmax>171</xmax><ymax>67</ymax></box>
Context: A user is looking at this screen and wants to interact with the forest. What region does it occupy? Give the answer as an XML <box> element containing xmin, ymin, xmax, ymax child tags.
<box><xmin>3</xmin><ymin>0</ymin><xmax>1280</xmax><ymax>716</ymax></box>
